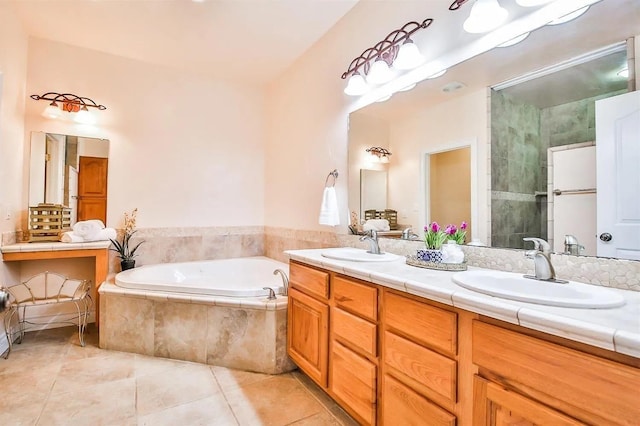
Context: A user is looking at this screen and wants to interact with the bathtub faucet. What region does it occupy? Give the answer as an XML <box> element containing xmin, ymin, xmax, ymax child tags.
<box><xmin>273</xmin><ymin>269</ymin><xmax>289</xmax><ymax>296</ymax></box>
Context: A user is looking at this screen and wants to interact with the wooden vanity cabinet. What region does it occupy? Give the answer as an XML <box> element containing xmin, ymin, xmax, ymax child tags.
<box><xmin>472</xmin><ymin>321</ymin><xmax>640</xmax><ymax>426</ymax></box>
<box><xmin>380</xmin><ymin>289</ymin><xmax>474</xmax><ymax>425</ymax></box>
<box><xmin>287</xmin><ymin>261</ymin><xmax>640</xmax><ymax>426</ymax></box>
<box><xmin>287</xmin><ymin>262</ymin><xmax>329</xmax><ymax>388</ymax></box>
<box><xmin>329</xmin><ymin>275</ymin><xmax>379</xmax><ymax>425</ymax></box>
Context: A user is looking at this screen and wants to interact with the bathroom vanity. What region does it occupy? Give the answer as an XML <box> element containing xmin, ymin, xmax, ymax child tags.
<box><xmin>286</xmin><ymin>250</ymin><xmax>640</xmax><ymax>426</ymax></box>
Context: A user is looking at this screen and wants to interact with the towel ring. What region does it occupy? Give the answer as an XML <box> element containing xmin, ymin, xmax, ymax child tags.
<box><xmin>325</xmin><ymin>169</ymin><xmax>338</xmax><ymax>187</ymax></box>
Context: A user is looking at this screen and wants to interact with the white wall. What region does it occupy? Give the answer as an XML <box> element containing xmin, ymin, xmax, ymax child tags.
<box><xmin>24</xmin><ymin>38</ymin><xmax>267</xmax><ymax>229</ymax></box>
<box><xmin>0</xmin><ymin>2</ymin><xmax>28</xmax><ymax>353</ymax></box>
<box><xmin>389</xmin><ymin>89</ymin><xmax>488</xmax><ymax>241</ymax></box>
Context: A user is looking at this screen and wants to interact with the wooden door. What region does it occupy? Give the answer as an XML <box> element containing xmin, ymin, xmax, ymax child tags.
<box><xmin>287</xmin><ymin>287</ymin><xmax>329</xmax><ymax>388</ymax></box>
<box><xmin>77</xmin><ymin>156</ymin><xmax>108</xmax><ymax>223</ymax></box>
<box><xmin>473</xmin><ymin>376</ymin><xmax>584</xmax><ymax>426</ymax></box>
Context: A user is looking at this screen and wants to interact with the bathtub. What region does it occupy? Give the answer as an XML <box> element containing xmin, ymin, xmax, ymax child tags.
<box><xmin>115</xmin><ymin>257</ymin><xmax>287</xmax><ymax>297</ymax></box>
<box><xmin>99</xmin><ymin>256</ymin><xmax>295</xmax><ymax>374</ymax></box>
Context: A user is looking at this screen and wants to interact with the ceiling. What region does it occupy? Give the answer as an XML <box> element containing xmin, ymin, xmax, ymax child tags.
<box><xmin>10</xmin><ymin>0</ymin><xmax>359</xmax><ymax>85</ymax></box>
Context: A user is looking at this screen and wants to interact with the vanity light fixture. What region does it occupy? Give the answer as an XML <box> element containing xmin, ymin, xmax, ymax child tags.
<box><xmin>463</xmin><ymin>0</ymin><xmax>509</xmax><ymax>34</ymax></box>
<box><xmin>546</xmin><ymin>5</ymin><xmax>589</xmax><ymax>25</ymax></box>
<box><xmin>497</xmin><ymin>32</ymin><xmax>530</xmax><ymax>47</ymax></box>
<box><xmin>342</xmin><ymin>19</ymin><xmax>433</xmax><ymax>96</ymax></box>
<box><xmin>366</xmin><ymin>147</ymin><xmax>392</xmax><ymax>163</ymax></box>
<box><xmin>515</xmin><ymin>0</ymin><xmax>554</xmax><ymax>6</ymax></box>
<box><xmin>31</xmin><ymin>92</ymin><xmax>106</xmax><ymax>124</ymax></box>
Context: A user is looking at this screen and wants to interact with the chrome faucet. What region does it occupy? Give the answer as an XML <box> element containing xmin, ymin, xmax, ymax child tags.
<box><xmin>272</xmin><ymin>269</ymin><xmax>289</xmax><ymax>296</ymax></box>
<box><xmin>360</xmin><ymin>230</ymin><xmax>381</xmax><ymax>254</ymax></box>
<box><xmin>523</xmin><ymin>237</ymin><xmax>567</xmax><ymax>283</ymax></box>
<box><xmin>401</xmin><ymin>227</ymin><xmax>420</xmax><ymax>240</ymax></box>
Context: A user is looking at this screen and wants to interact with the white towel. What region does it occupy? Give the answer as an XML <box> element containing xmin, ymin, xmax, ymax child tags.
<box><xmin>319</xmin><ymin>187</ymin><xmax>340</xmax><ymax>226</ymax></box>
<box><xmin>72</xmin><ymin>219</ymin><xmax>105</xmax><ymax>239</ymax></box>
<box><xmin>60</xmin><ymin>228</ymin><xmax>117</xmax><ymax>243</ymax></box>
<box><xmin>362</xmin><ymin>219</ymin><xmax>390</xmax><ymax>232</ymax></box>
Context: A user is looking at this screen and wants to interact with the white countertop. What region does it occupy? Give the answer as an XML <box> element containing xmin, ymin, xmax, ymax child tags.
<box><xmin>1</xmin><ymin>240</ymin><xmax>111</xmax><ymax>253</ymax></box>
<box><xmin>286</xmin><ymin>248</ymin><xmax>640</xmax><ymax>358</ymax></box>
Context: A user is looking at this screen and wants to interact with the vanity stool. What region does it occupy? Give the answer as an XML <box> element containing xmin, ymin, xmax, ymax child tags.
<box><xmin>2</xmin><ymin>272</ymin><xmax>92</xmax><ymax>359</ymax></box>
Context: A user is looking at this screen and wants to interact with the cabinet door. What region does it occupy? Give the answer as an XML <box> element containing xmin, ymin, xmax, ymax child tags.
<box><xmin>473</xmin><ymin>376</ymin><xmax>585</xmax><ymax>426</ymax></box>
<box><xmin>330</xmin><ymin>341</ymin><xmax>377</xmax><ymax>426</ymax></box>
<box><xmin>287</xmin><ymin>288</ymin><xmax>329</xmax><ymax>388</ymax></box>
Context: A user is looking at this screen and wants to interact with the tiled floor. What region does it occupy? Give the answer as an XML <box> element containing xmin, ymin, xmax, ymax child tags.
<box><xmin>0</xmin><ymin>326</ymin><xmax>356</xmax><ymax>426</ymax></box>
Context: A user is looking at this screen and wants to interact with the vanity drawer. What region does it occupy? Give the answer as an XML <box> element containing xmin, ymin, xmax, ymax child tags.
<box><xmin>333</xmin><ymin>275</ymin><xmax>378</xmax><ymax>321</ymax></box>
<box><xmin>384</xmin><ymin>291</ymin><xmax>457</xmax><ymax>357</ymax></box>
<box><xmin>381</xmin><ymin>374</ymin><xmax>455</xmax><ymax>426</ymax></box>
<box><xmin>473</xmin><ymin>321</ymin><xmax>640</xmax><ymax>425</ymax></box>
<box><xmin>384</xmin><ymin>331</ymin><xmax>456</xmax><ymax>405</ymax></box>
<box><xmin>331</xmin><ymin>341</ymin><xmax>377</xmax><ymax>426</ymax></box>
<box><xmin>332</xmin><ymin>307</ymin><xmax>377</xmax><ymax>358</ymax></box>
<box><xmin>289</xmin><ymin>262</ymin><xmax>329</xmax><ymax>301</ymax></box>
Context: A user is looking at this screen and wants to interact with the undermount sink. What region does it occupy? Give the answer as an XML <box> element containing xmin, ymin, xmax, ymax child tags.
<box><xmin>452</xmin><ymin>270</ymin><xmax>625</xmax><ymax>309</ymax></box>
<box><xmin>321</xmin><ymin>248</ymin><xmax>401</xmax><ymax>262</ymax></box>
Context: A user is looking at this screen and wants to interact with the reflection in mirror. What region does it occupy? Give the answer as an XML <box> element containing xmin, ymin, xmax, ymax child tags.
<box><xmin>346</xmin><ymin>0</ymin><xmax>638</xmax><ymax>260</ymax></box>
<box><xmin>29</xmin><ymin>132</ymin><xmax>109</xmax><ymax>227</ymax></box>
<box><xmin>360</xmin><ymin>169</ymin><xmax>388</xmax><ymax>220</ymax></box>
<box><xmin>427</xmin><ymin>147</ymin><xmax>471</xmax><ymax>240</ymax></box>
<box><xmin>490</xmin><ymin>44</ymin><xmax>628</xmax><ymax>255</ymax></box>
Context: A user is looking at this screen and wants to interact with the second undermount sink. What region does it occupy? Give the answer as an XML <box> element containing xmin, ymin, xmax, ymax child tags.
<box><xmin>321</xmin><ymin>248</ymin><xmax>401</xmax><ymax>262</ymax></box>
<box><xmin>452</xmin><ymin>270</ymin><xmax>625</xmax><ymax>309</ymax></box>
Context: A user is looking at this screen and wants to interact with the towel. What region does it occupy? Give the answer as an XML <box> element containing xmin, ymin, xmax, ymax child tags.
<box><xmin>362</xmin><ymin>219</ymin><xmax>390</xmax><ymax>232</ymax></box>
<box><xmin>60</xmin><ymin>227</ymin><xmax>117</xmax><ymax>243</ymax></box>
<box><xmin>319</xmin><ymin>187</ymin><xmax>340</xmax><ymax>226</ymax></box>
<box><xmin>72</xmin><ymin>219</ymin><xmax>105</xmax><ymax>239</ymax></box>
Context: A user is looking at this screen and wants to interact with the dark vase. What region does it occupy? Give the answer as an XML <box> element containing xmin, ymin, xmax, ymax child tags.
<box><xmin>121</xmin><ymin>259</ymin><xmax>136</xmax><ymax>271</ymax></box>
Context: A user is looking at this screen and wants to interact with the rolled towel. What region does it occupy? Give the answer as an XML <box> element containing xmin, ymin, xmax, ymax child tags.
<box><xmin>319</xmin><ymin>187</ymin><xmax>340</xmax><ymax>226</ymax></box>
<box><xmin>60</xmin><ymin>231</ymin><xmax>85</xmax><ymax>243</ymax></box>
<box><xmin>84</xmin><ymin>227</ymin><xmax>117</xmax><ymax>242</ymax></box>
<box><xmin>73</xmin><ymin>219</ymin><xmax>105</xmax><ymax>239</ymax></box>
<box><xmin>362</xmin><ymin>219</ymin><xmax>390</xmax><ymax>232</ymax></box>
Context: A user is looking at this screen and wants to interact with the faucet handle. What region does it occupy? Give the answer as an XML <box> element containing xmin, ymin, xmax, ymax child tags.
<box><xmin>523</xmin><ymin>237</ymin><xmax>551</xmax><ymax>255</ymax></box>
<box><xmin>262</xmin><ymin>287</ymin><xmax>277</xmax><ymax>300</ymax></box>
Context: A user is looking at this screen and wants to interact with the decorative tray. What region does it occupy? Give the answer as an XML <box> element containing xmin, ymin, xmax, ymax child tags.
<box><xmin>405</xmin><ymin>255</ymin><xmax>468</xmax><ymax>271</ymax></box>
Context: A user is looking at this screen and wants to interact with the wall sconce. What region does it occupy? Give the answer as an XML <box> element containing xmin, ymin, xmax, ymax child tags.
<box><xmin>366</xmin><ymin>147</ymin><xmax>392</xmax><ymax>163</ymax></box>
<box><xmin>341</xmin><ymin>19</ymin><xmax>434</xmax><ymax>96</ymax></box>
<box><xmin>30</xmin><ymin>92</ymin><xmax>106</xmax><ymax>125</ymax></box>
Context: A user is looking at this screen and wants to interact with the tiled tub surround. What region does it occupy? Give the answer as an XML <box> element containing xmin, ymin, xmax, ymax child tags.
<box><xmin>287</xmin><ymin>248</ymin><xmax>640</xmax><ymax>358</ymax></box>
<box><xmin>99</xmin><ymin>282</ymin><xmax>296</xmax><ymax>374</ymax></box>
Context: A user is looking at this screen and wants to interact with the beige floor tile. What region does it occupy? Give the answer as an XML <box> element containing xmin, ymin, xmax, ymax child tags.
<box><xmin>287</xmin><ymin>411</ymin><xmax>344</xmax><ymax>425</ymax></box>
<box><xmin>0</xmin><ymin>326</ymin><xmax>355</xmax><ymax>426</ymax></box>
<box><xmin>50</xmin><ymin>350</ymin><xmax>136</xmax><ymax>394</ymax></box>
<box><xmin>134</xmin><ymin>353</ymin><xmax>203</xmax><ymax>378</ymax></box>
<box><xmin>224</xmin><ymin>374</ymin><xmax>324</xmax><ymax>426</ymax></box>
<box><xmin>38</xmin><ymin>377</ymin><xmax>137</xmax><ymax>426</ymax></box>
<box><xmin>137</xmin><ymin>394</ymin><xmax>238</xmax><ymax>426</ymax></box>
<box><xmin>212</xmin><ymin>366</ymin><xmax>272</xmax><ymax>391</ymax></box>
<box><xmin>136</xmin><ymin>361</ymin><xmax>222</xmax><ymax>416</ymax></box>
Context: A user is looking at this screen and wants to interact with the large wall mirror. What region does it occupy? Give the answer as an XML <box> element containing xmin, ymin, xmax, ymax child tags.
<box><xmin>347</xmin><ymin>0</ymin><xmax>638</xmax><ymax>261</ymax></box>
<box><xmin>29</xmin><ymin>132</ymin><xmax>109</xmax><ymax>227</ymax></box>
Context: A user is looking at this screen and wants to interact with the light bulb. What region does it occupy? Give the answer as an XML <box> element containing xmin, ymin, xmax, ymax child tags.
<box><xmin>428</xmin><ymin>69</ymin><xmax>447</xmax><ymax>79</ymax></box>
<box><xmin>398</xmin><ymin>83</ymin><xmax>417</xmax><ymax>92</ymax></box>
<box><xmin>343</xmin><ymin>73</ymin><xmax>369</xmax><ymax>96</ymax></box>
<box><xmin>617</xmin><ymin>68</ymin><xmax>629</xmax><ymax>78</ymax></box>
<box><xmin>497</xmin><ymin>32</ymin><xmax>530</xmax><ymax>47</ymax></box>
<box><xmin>42</xmin><ymin>104</ymin><xmax>63</xmax><ymax>119</ymax></box>
<box><xmin>366</xmin><ymin>59</ymin><xmax>394</xmax><ymax>85</ymax></box>
<box><xmin>515</xmin><ymin>0</ymin><xmax>553</xmax><ymax>6</ymax></box>
<box><xmin>463</xmin><ymin>0</ymin><xmax>508</xmax><ymax>34</ymax></box>
<box><xmin>393</xmin><ymin>40</ymin><xmax>425</xmax><ymax>70</ymax></box>
<box><xmin>74</xmin><ymin>109</ymin><xmax>96</xmax><ymax>125</ymax></box>
<box><xmin>547</xmin><ymin>6</ymin><xmax>589</xmax><ymax>25</ymax></box>
<box><xmin>381</xmin><ymin>155</ymin><xmax>390</xmax><ymax>163</ymax></box>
